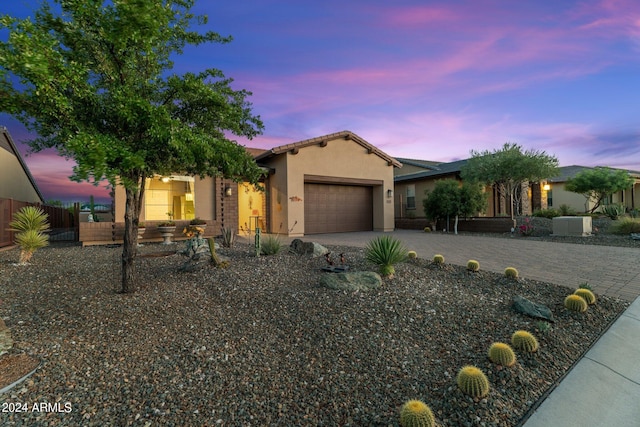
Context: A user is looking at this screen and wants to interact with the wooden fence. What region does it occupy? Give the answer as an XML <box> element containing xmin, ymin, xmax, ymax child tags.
<box><xmin>0</xmin><ymin>199</ymin><xmax>80</xmax><ymax>248</ymax></box>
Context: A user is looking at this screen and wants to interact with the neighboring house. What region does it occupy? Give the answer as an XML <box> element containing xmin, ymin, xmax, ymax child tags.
<box><xmin>546</xmin><ymin>166</ymin><xmax>640</xmax><ymax>213</ymax></box>
<box><xmin>106</xmin><ymin>131</ymin><xmax>400</xmax><ymax>244</ymax></box>
<box><xmin>0</xmin><ymin>126</ymin><xmax>45</xmax><ymax>204</ymax></box>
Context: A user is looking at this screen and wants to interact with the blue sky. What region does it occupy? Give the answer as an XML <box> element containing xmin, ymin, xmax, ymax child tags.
<box><xmin>1</xmin><ymin>0</ymin><xmax>639</xmax><ymax>202</ymax></box>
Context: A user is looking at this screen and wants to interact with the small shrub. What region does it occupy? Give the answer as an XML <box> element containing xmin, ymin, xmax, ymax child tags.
<box><xmin>511</xmin><ymin>330</ymin><xmax>539</xmax><ymax>353</ymax></box>
<box><xmin>574</xmin><ymin>288</ymin><xmax>596</xmax><ymax>305</ymax></box>
<box><xmin>423</xmin><ymin>227</ymin><xmax>431</xmax><ymax>233</ymax></box>
<box><xmin>399</xmin><ymin>400</ymin><xmax>435</xmax><ymax>427</ymax></box>
<box><xmin>260</xmin><ymin>235</ymin><xmax>282</xmax><ymax>255</ymax></box>
<box><xmin>532</xmin><ymin>208</ymin><xmax>560</xmax><ymax>219</ymax></box>
<box><xmin>488</xmin><ymin>342</ymin><xmax>516</xmax><ymax>367</ymax></box>
<box><xmin>578</xmin><ymin>282</ymin><xmax>592</xmax><ymax>291</ymax></box>
<box><xmin>456</xmin><ymin>365</ymin><xmax>490</xmax><ymax>398</ymax></box>
<box><xmin>221</xmin><ymin>226</ymin><xmax>235</xmax><ymax>248</ymax></box>
<box><xmin>9</xmin><ymin>206</ymin><xmax>50</xmax><ymax>264</ymax></box>
<box><xmin>14</xmin><ymin>229</ymin><xmax>49</xmax><ymax>264</ymax></box>
<box><xmin>536</xmin><ymin>321</ymin><xmax>552</xmax><ymax>333</ymax></box>
<box><xmin>432</xmin><ymin>254</ymin><xmax>445</xmax><ymax>264</ymax></box>
<box><xmin>364</xmin><ymin>235</ymin><xmax>408</xmax><ymax>277</ymax></box>
<box><xmin>467</xmin><ymin>259</ymin><xmax>480</xmax><ymax>272</ymax></box>
<box><xmin>609</xmin><ymin>218</ymin><xmax>640</xmax><ymax>235</ymax></box>
<box><xmin>189</xmin><ymin>217</ymin><xmax>207</xmax><ymax>225</ymax></box>
<box><xmin>504</xmin><ymin>267</ymin><xmax>519</xmax><ymax>278</ymax></box>
<box><xmin>407</xmin><ymin>250</ymin><xmax>417</xmax><ymax>259</ymax></box>
<box><xmin>565</xmin><ymin>294</ymin><xmax>588</xmax><ymax>312</ymax></box>
<box><xmin>518</xmin><ymin>217</ymin><xmax>534</xmax><ymax>236</ymax></box>
<box><xmin>601</xmin><ymin>203</ymin><xmax>625</xmax><ymax>220</ymax></box>
<box><xmin>559</xmin><ymin>204</ymin><xmax>577</xmax><ymax>216</ymax></box>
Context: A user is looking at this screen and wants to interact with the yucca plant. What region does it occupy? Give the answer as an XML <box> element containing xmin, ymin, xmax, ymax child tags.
<box><xmin>364</xmin><ymin>235</ymin><xmax>408</xmax><ymax>277</ymax></box>
<box><xmin>260</xmin><ymin>235</ymin><xmax>282</xmax><ymax>255</ymax></box>
<box><xmin>399</xmin><ymin>399</ymin><xmax>435</xmax><ymax>427</ymax></box>
<box><xmin>9</xmin><ymin>206</ymin><xmax>50</xmax><ymax>264</ymax></box>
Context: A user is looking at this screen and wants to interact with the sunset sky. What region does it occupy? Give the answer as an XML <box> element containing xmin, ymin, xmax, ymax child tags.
<box><xmin>2</xmin><ymin>0</ymin><xmax>639</xmax><ymax>203</ymax></box>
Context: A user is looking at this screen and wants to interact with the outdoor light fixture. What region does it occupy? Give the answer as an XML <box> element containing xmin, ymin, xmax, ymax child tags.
<box><xmin>225</xmin><ymin>186</ymin><xmax>233</xmax><ymax>197</ymax></box>
<box><xmin>387</xmin><ymin>189</ymin><xmax>393</xmax><ymax>198</ymax></box>
<box><xmin>161</xmin><ymin>176</ymin><xmax>170</xmax><ymax>183</ymax></box>
<box><xmin>543</xmin><ymin>183</ymin><xmax>551</xmax><ymax>191</ymax></box>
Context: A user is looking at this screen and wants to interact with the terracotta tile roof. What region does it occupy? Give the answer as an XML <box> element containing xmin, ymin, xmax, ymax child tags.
<box><xmin>254</xmin><ymin>130</ymin><xmax>402</xmax><ymax>167</ymax></box>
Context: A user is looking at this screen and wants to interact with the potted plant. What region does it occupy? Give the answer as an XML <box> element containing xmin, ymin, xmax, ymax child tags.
<box><xmin>158</xmin><ymin>212</ymin><xmax>176</xmax><ymax>244</ymax></box>
<box><xmin>189</xmin><ymin>217</ymin><xmax>207</xmax><ymax>233</ymax></box>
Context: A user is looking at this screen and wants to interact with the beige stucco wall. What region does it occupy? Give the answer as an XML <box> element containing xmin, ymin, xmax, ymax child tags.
<box><xmin>0</xmin><ymin>145</ymin><xmax>42</xmax><ymax>203</ymax></box>
<box><xmin>548</xmin><ymin>183</ymin><xmax>596</xmax><ymax>213</ymax></box>
<box><xmin>263</xmin><ymin>137</ymin><xmax>396</xmax><ymax>236</ymax></box>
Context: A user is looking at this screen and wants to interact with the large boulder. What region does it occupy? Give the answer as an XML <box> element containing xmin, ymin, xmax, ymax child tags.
<box><xmin>320</xmin><ymin>271</ymin><xmax>382</xmax><ymax>292</ymax></box>
<box><xmin>289</xmin><ymin>239</ymin><xmax>329</xmax><ymax>257</ymax></box>
<box><xmin>512</xmin><ymin>295</ymin><xmax>555</xmax><ymax>322</ymax></box>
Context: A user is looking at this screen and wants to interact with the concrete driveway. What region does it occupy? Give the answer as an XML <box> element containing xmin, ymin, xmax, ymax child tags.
<box><xmin>283</xmin><ymin>230</ymin><xmax>640</xmax><ymax>302</ymax></box>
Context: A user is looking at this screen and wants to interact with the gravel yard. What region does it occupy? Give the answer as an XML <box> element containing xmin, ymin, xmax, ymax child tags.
<box><xmin>0</xmin><ymin>239</ymin><xmax>629</xmax><ymax>426</ymax></box>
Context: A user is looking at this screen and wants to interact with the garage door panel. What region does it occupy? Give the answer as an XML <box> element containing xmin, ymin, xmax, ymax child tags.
<box><xmin>304</xmin><ymin>183</ymin><xmax>373</xmax><ymax>234</ymax></box>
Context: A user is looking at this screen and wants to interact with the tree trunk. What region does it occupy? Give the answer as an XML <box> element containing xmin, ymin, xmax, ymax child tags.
<box><xmin>454</xmin><ymin>215</ymin><xmax>459</xmax><ymax>235</ymax></box>
<box><xmin>120</xmin><ymin>174</ymin><xmax>146</xmax><ymax>293</ymax></box>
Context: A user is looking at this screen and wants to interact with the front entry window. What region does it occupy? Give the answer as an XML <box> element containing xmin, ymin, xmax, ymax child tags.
<box><xmin>145</xmin><ymin>176</ymin><xmax>196</xmax><ymax>221</ymax></box>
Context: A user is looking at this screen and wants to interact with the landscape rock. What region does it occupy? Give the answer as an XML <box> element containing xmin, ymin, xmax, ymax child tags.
<box><xmin>0</xmin><ymin>319</ymin><xmax>12</xmax><ymax>356</ymax></box>
<box><xmin>512</xmin><ymin>295</ymin><xmax>555</xmax><ymax>322</ymax></box>
<box><xmin>320</xmin><ymin>271</ymin><xmax>382</xmax><ymax>291</ymax></box>
<box><xmin>289</xmin><ymin>239</ymin><xmax>329</xmax><ymax>257</ymax></box>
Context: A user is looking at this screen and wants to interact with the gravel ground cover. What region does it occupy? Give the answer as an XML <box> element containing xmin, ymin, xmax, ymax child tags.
<box><xmin>0</xmin><ymin>240</ymin><xmax>629</xmax><ymax>426</ymax></box>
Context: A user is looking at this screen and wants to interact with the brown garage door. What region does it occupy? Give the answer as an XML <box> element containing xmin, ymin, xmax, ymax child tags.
<box><xmin>304</xmin><ymin>183</ymin><xmax>373</xmax><ymax>234</ymax></box>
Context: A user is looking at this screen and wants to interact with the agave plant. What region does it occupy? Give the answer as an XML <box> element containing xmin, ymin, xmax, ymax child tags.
<box><xmin>9</xmin><ymin>206</ymin><xmax>50</xmax><ymax>264</ymax></box>
<box><xmin>364</xmin><ymin>235</ymin><xmax>408</xmax><ymax>277</ymax></box>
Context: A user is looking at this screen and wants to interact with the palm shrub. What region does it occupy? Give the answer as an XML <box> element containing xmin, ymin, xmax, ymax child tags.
<box><xmin>399</xmin><ymin>399</ymin><xmax>435</xmax><ymax>427</ymax></box>
<box><xmin>565</xmin><ymin>294</ymin><xmax>588</xmax><ymax>312</ymax></box>
<box><xmin>488</xmin><ymin>342</ymin><xmax>516</xmax><ymax>367</ymax></box>
<box><xmin>456</xmin><ymin>365</ymin><xmax>490</xmax><ymax>398</ymax></box>
<box><xmin>9</xmin><ymin>206</ymin><xmax>50</xmax><ymax>264</ymax></box>
<box><xmin>260</xmin><ymin>235</ymin><xmax>282</xmax><ymax>255</ymax></box>
<box><xmin>512</xmin><ymin>330</ymin><xmax>539</xmax><ymax>353</ymax></box>
<box><xmin>511</xmin><ymin>330</ymin><xmax>539</xmax><ymax>353</ymax></box>
<box><xmin>467</xmin><ymin>259</ymin><xmax>480</xmax><ymax>272</ymax></box>
<box><xmin>574</xmin><ymin>288</ymin><xmax>596</xmax><ymax>305</ymax></box>
<box><xmin>364</xmin><ymin>235</ymin><xmax>408</xmax><ymax>277</ymax></box>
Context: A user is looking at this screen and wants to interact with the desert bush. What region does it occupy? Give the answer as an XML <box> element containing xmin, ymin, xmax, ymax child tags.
<box><xmin>399</xmin><ymin>400</ymin><xmax>435</xmax><ymax>427</ymax></box>
<box><xmin>609</xmin><ymin>218</ymin><xmax>640</xmax><ymax>235</ymax></box>
<box><xmin>407</xmin><ymin>250</ymin><xmax>417</xmax><ymax>259</ymax></box>
<box><xmin>365</xmin><ymin>235</ymin><xmax>408</xmax><ymax>277</ymax></box>
<box><xmin>601</xmin><ymin>203</ymin><xmax>625</xmax><ymax>220</ymax></box>
<box><xmin>423</xmin><ymin>227</ymin><xmax>431</xmax><ymax>232</ymax></box>
<box><xmin>488</xmin><ymin>342</ymin><xmax>516</xmax><ymax>367</ymax></box>
<box><xmin>565</xmin><ymin>294</ymin><xmax>588</xmax><ymax>312</ymax></box>
<box><xmin>456</xmin><ymin>366</ymin><xmax>490</xmax><ymax>398</ymax></box>
<box><xmin>532</xmin><ymin>208</ymin><xmax>560</xmax><ymax>219</ymax></box>
<box><xmin>260</xmin><ymin>235</ymin><xmax>282</xmax><ymax>255</ymax></box>
<box><xmin>559</xmin><ymin>204</ymin><xmax>577</xmax><ymax>216</ymax></box>
<box><xmin>432</xmin><ymin>254</ymin><xmax>445</xmax><ymax>264</ymax></box>
<box><xmin>511</xmin><ymin>330</ymin><xmax>539</xmax><ymax>353</ymax></box>
<box><xmin>467</xmin><ymin>259</ymin><xmax>480</xmax><ymax>272</ymax></box>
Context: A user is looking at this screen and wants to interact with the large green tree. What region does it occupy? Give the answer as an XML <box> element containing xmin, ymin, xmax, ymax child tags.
<box><xmin>0</xmin><ymin>1</ymin><xmax>266</xmax><ymax>293</ymax></box>
<box><xmin>460</xmin><ymin>143</ymin><xmax>559</xmax><ymax>222</ymax></box>
<box><xmin>565</xmin><ymin>167</ymin><xmax>634</xmax><ymax>213</ymax></box>
<box><xmin>422</xmin><ymin>179</ymin><xmax>487</xmax><ymax>234</ymax></box>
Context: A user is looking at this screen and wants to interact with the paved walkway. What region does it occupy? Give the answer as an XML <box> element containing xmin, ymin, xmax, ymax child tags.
<box><xmin>285</xmin><ymin>229</ymin><xmax>640</xmax><ymax>302</ymax></box>
<box><xmin>283</xmin><ymin>230</ymin><xmax>640</xmax><ymax>426</ymax></box>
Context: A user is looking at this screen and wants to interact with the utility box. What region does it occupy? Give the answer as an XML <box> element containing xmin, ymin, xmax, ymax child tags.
<box><xmin>552</xmin><ymin>216</ymin><xmax>592</xmax><ymax>237</ymax></box>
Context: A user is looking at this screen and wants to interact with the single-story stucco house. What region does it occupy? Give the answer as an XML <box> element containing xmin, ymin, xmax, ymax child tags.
<box><xmin>0</xmin><ymin>126</ymin><xmax>44</xmax><ymax>204</ymax></box>
<box><xmin>91</xmin><ymin>131</ymin><xmax>400</xmax><ymax>244</ymax></box>
<box><xmin>546</xmin><ymin>165</ymin><xmax>640</xmax><ymax>213</ymax></box>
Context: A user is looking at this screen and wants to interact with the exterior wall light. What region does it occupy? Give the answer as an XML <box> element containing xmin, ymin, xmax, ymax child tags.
<box><xmin>543</xmin><ymin>183</ymin><xmax>551</xmax><ymax>191</ymax></box>
<box><xmin>387</xmin><ymin>189</ymin><xmax>393</xmax><ymax>198</ymax></box>
<box><xmin>225</xmin><ymin>186</ymin><xmax>233</xmax><ymax>197</ymax></box>
<box><xmin>161</xmin><ymin>176</ymin><xmax>171</xmax><ymax>183</ymax></box>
